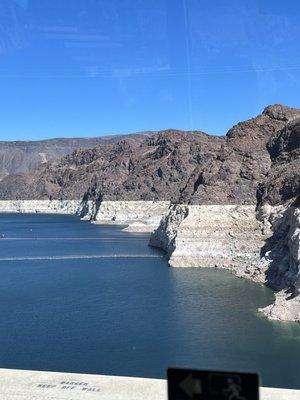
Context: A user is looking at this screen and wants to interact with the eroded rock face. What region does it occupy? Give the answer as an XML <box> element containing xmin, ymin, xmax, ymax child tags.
<box><xmin>258</xmin><ymin>119</ymin><xmax>300</xmax><ymax>206</ymax></box>
<box><xmin>254</xmin><ymin>117</ymin><xmax>300</xmax><ymax>322</ymax></box>
<box><xmin>258</xmin><ymin>204</ymin><xmax>300</xmax><ymax>322</ymax></box>
<box><xmin>149</xmin><ymin>204</ymin><xmax>189</xmax><ymax>255</ymax></box>
<box><xmin>150</xmin><ymin>205</ymin><xmax>265</xmax><ymax>282</ymax></box>
<box><xmin>180</xmin><ymin>105</ymin><xmax>300</xmax><ymax>205</ymax></box>
<box><xmin>94</xmin><ymin>201</ymin><xmax>170</xmax><ymax>232</ymax></box>
<box><xmin>0</xmin><ymin>133</ymin><xmax>151</xmax><ymax>181</ymax></box>
<box><xmin>0</xmin><ymin>200</ymin><xmax>82</xmax><ymax>214</ymax></box>
<box><xmin>0</xmin><ymin>130</ymin><xmax>223</xmax><ymax>202</ymax></box>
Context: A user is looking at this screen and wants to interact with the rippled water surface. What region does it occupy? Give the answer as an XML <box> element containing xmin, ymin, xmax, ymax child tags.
<box><xmin>0</xmin><ymin>213</ymin><xmax>299</xmax><ymax>389</ymax></box>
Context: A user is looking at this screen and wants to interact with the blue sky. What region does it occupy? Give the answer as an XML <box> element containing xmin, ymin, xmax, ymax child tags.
<box><xmin>1</xmin><ymin>0</ymin><xmax>300</xmax><ymax>140</ymax></box>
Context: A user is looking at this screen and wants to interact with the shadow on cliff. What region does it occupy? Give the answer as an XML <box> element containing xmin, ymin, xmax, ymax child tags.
<box><xmin>260</xmin><ymin>197</ymin><xmax>300</xmax><ymax>300</ymax></box>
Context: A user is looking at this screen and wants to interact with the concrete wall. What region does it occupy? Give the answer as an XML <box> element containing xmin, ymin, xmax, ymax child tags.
<box><xmin>0</xmin><ymin>369</ymin><xmax>298</xmax><ymax>400</ymax></box>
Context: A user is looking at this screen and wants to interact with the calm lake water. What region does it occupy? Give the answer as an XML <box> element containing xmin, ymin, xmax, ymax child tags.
<box><xmin>0</xmin><ymin>213</ymin><xmax>299</xmax><ymax>389</ymax></box>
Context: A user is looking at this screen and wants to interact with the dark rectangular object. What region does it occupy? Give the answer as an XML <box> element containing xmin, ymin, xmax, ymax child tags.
<box><xmin>168</xmin><ymin>368</ymin><xmax>259</xmax><ymax>400</ymax></box>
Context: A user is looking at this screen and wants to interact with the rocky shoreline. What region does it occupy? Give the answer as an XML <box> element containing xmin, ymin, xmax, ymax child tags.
<box><xmin>0</xmin><ymin>200</ymin><xmax>82</xmax><ymax>215</ymax></box>
<box><xmin>257</xmin><ymin>202</ymin><xmax>300</xmax><ymax>322</ymax></box>
<box><xmin>0</xmin><ymin>104</ymin><xmax>299</xmax><ymax>322</ymax></box>
<box><xmin>0</xmin><ymin>197</ymin><xmax>298</xmax><ymax>322</ymax></box>
<box><xmin>150</xmin><ymin>201</ymin><xmax>300</xmax><ymax>322</ymax></box>
<box><xmin>149</xmin><ymin>205</ymin><xmax>264</xmax><ymax>276</ymax></box>
<box><xmin>0</xmin><ymin>199</ymin><xmax>170</xmax><ymax>232</ymax></box>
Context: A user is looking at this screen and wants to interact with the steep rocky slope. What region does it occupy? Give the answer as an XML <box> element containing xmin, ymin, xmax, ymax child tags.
<box><xmin>0</xmin><ymin>130</ymin><xmax>223</xmax><ymax>202</ymax></box>
<box><xmin>0</xmin><ymin>132</ymin><xmax>152</xmax><ymax>181</ymax></box>
<box><xmin>256</xmin><ymin>119</ymin><xmax>300</xmax><ymax>321</ymax></box>
<box><xmin>180</xmin><ymin>105</ymin><xmax>299</xmax><ymax>205</ymax></box>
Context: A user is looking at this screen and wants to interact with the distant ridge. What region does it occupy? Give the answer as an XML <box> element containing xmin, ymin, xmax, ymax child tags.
<box><xmin>0</xmin><ymin>131</ymin><xmax>156</xmax><ymax>181</ymax></box>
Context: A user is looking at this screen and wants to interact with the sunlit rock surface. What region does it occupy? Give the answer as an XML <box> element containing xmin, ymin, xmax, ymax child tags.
<box><xmin>94</xmin><ymin>201</ymin><xmax>170</xmax><ymax>232</ymax></box>
<box><xmin>0</xmin><ymin>200</ymin><xmax>82</xmax><ymax>214</ymax></box>
<box><xmin>150</xmin><ymin>205</ymin><xmax>265</xmax><ymax>281</ymax></box>
<box><xmin>258</xmin><ymin>204</ymin><xmax>300</xmax><ymax>322</ymax></box>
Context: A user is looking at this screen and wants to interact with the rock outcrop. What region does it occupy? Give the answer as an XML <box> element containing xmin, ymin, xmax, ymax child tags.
<box><xmin>254</xmin><ymin>119</ymin><xmax>300</xmax><ymax>322</ymax></box>
<box><xmin>179</xmin><ymin>104</ymin><xmax>300</xmax><ymax>205</ymax></box>
<box><xmin>150</xmin><ymin>205</ymin><xmax>265</xmax><ymax>281</ymax></box>
<box><xmin>257</xmin><ymin>202</ymin><xmax>300</xmax><ymax>322</ymax></box>
<box><xmin>94</xmin><ymin>201</ymin><xmax>170</xmax><ymax>232</ymax></box>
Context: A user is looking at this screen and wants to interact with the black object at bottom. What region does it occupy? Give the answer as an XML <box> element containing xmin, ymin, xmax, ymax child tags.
<box><xmin>168</xmin><ymin>368</ymin><xmax>259</xmax><ymax>400</ymax></box>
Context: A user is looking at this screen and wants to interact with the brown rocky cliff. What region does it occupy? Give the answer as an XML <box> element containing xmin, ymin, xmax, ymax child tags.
<box><xmin>0</xmin><ymin>105</ymin><xmax>299</xmax><ymax>207</ymax></box>
<box><xmin>257</xmin><ymin>118</ymin><xmax>300</xmax><ymax>206</ymax></box>
<box><xmin>0</xmin><ymin>132</ymin><xmax>153</xmax><ymax>181</ymax></box>
<box><xmin>181</xmin><ymin>104</ymin><xmax>300</xmax><ymax>205</ymax></box>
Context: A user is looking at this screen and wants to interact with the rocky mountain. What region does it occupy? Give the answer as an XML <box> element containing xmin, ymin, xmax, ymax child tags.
<box><xmin>0</xmin><ymin>104</ymin><xmax>299</xmax><ymax>206</ymax></box>
<box><xmin>0</xmin><ymin>132</ymin><xmax>153</xmax><ymax>181</ymax></box>
<box><xmin>0</xmin><ymin>104</ymin><xmax>299</xmax><ymax>322</ymax></box>
<box><xmin>179</xmin><ymin>104</ymin><xmax>299</xmax><ymax>204</ymax></box>
<box><xmin>0</xmin><ymin>130</ymin><xmax>223</xmax><ymax>201</ymax></box>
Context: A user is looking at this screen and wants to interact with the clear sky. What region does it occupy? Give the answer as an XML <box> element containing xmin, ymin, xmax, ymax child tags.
<box><xmin>1</xmin><ymin>0</ymin><xmax>300</xmax><ymax>140</ymax></box>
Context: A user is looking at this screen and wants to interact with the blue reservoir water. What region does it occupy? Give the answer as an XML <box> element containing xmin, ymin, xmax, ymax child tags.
<box><xmin>0</xmin><ymin>213</ymin><xmax>299</xmax><ymax>389</ymax></box>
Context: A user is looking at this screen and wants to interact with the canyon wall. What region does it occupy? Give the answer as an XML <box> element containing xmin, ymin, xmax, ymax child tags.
<box><xmin>257</xmin><ymin>202</ymin><xmax>300</xmax><ymax>322</ymax></box>
<box><xmin>150</xmin><ymin>205</ymin><xmax>265</xmax><ymax>281</ymax></box>
<box><xmin>0</xmin><ymin>105</ymin><xmax>299</xmax><ymax>321</ymax></box>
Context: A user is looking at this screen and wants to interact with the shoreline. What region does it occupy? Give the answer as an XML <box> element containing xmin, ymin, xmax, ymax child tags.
<box><xmin>0</xmin><ymin>199</ymin><xmax>299</xmax><ymax>323</ymax></box>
